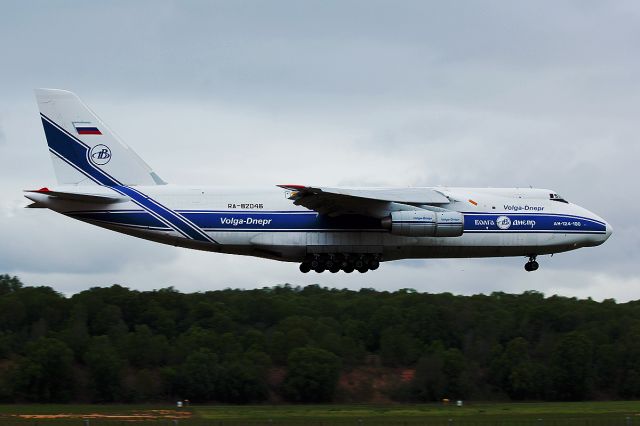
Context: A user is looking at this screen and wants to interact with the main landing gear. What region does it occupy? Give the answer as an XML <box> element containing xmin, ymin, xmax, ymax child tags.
<box><xmin>299</xmin><ymin>254</ymin><xmax>381</xmax><ymax>274</ymax></box>
<box><xmin>524</xmin><ymin>255</ymin><xmax>539</xmax><ymax>272</ymax></box>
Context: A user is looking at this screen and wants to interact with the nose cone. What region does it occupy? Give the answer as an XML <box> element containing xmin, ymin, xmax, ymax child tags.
<box><xmin>589</xmin><ymin>217</ymin><xmax>612</xmax><ymax>246</ymax></box>
<box><xmin>605</xmin><ymin>221</ymin><xmax>613</xmax><ymax>241</ymax></box>
<box><xmin>573</xmin><ymin>205</ymin><xmax>612</xmax><ymax>247</ymax></box>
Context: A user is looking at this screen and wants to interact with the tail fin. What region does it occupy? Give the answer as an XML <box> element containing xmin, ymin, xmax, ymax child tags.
<box><xmin>35</xmin><ymin>89</ymin><xmax>166</xmax><ymax>186</ymax></box>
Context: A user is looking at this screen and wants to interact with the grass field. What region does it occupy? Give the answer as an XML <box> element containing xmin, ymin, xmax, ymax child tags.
<box><xmin>1</xmin><ymin>402</ymin><xmax>640</xmax><ymax>425</ymax></box>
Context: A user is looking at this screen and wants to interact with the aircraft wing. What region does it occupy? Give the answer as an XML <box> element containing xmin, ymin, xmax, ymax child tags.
<box><xmin>277</xmin><ymin>184</ymin><xmax>450</xmax><ymax>217</ymax></box>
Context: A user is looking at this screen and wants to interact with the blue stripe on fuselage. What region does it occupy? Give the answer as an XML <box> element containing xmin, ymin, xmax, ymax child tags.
<box><xmin>41</xmin><ymin>114</ymin><xmax>216</xmax><ymax>243</ymax></box>
<box><xmin>115</xmin><ymin>186</ymin><xmax>216</xmax><ymax>242</ymax></box>
<box><xmin>181</xmin><ymin>211</ymin><xmax>381</xmax><ymax>230</ymax></box>
<box><xmin>67</xmin><ymin>211</ymin><xmax>170</xmax><ymax>230</ymax></box>
<box><xmin>65</xmin><ymin>210</ymin><xmax>606</xmax><ymax>234</ymax></box>
<box><xmin>463</xmin><ymin>213</ymin><xmax>606</xmax><ymax>233</ymax></box>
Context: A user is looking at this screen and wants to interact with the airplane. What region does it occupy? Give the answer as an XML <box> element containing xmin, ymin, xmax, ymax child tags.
<box><xmin>25</xmin><ymin>89</ymin><xmax>612</xmax><ymax>273</ymax></box>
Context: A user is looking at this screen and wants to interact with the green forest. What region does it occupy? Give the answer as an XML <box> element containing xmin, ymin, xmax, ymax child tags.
<box><xmin>0</xmin><ymin>274</ymin><xmax>639</xmax><ymax>404</ymax></box>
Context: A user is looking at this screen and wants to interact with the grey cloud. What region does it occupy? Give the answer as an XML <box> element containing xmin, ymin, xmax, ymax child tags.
<box><xmin>0</xmin><ymin>209</ymin><xmax>176</xmax><ymax>274</ymax></box>
<box><xmin>2</xmin><ymin>1</ymin><xmax>639</xmax><ymax>103</ymax></box>
<box><xmin>0</xmin><ymin>1</ymin><xmax>637</xmax><ymax>298</ymax></box>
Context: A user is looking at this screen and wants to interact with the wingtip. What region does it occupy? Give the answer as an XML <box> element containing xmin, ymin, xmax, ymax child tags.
<box><xmin>277</xmin><ymin>184</ymin><xmax>307</xmax><ymax>190</ymax></box>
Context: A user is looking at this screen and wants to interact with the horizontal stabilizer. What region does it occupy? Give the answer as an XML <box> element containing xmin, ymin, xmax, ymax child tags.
<box><xmin>24</xmin><ymin>187</ymin><xmax>127</xmax><ymax>204</ymax></box>
<box><xmin>25</xmin><ymin>202</ymin><xmax>46</xmax><ymax>208</ymax></box>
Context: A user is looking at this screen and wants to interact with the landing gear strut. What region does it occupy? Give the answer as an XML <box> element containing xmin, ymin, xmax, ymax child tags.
<box><xmin>524</xmin><ymin>255</ymin><xmax>539</xmax><ymax>272</ymax></box>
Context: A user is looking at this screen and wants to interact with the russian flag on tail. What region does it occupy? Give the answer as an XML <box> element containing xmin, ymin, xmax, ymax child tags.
<box><xmin>73</xmin><ymin>121</ymin><xmax>102</xmax><ymax>135</ymax></box>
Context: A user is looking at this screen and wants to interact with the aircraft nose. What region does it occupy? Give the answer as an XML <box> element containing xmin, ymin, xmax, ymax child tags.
<box><xmin>605</xmin><ymin>221</ymin><xmax>613</xmax><ymax>241</ymax></box>
<box><xmin>581</xmin><ymin>209</ymin><xmax>612</xmax><ymax>247</ymax></box>
<box><xmin>590</xmin><ymin>217</ymin><xmax>612</xmax><ymax>246</ymax></box>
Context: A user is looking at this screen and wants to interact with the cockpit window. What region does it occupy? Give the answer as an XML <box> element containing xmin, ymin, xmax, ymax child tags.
<box><xmin>549</xmin><ymin>193</ymin><xmax>569</xmax><ymax>203</ymax></box>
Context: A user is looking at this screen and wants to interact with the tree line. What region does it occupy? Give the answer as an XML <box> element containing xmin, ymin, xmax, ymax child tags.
<box><xmin>0</xmin><ymin>274</ymin><xmax>639</xmax><ymax>403</ymax></box>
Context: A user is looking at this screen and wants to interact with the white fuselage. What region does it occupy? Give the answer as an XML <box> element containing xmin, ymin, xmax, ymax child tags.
<box><xmin>29</xmin><ymin>89</ymin><xmax>612</xmax><ymax>273</ymax></box>
<box><xmin>30</xmin><ymin>185</ymin><xmax>612</xmax><ymax>264</ymax></box>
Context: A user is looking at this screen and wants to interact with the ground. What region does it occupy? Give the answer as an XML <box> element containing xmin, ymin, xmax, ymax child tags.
<box><xmin>1</xmin><ymin>401</ymin><xmax>639</xmax><ymax>425</ymax></box>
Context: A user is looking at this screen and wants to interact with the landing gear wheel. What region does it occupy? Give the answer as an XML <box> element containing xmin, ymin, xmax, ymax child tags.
<box><xmin>343</xmin><ymin>264</ymin><xmax>355</xmax><ymax>273</ymax></box>
<box><xmin>329</xmin><ymin>265</ymin><xmax>340</xmax><ymax>273</ymax></box>
<box><xmin>524</xmin><ymin>255</ymin><xmax>539</xmax><ymax>272</ymax></box>
<box><xmin>355</xmin><ymin>260</ymin><xmax>364</xmax><ymax>269</ymax></box>
<box><xmin>357</xmin><ymin>267</ymin><xmax>368</xmax><ymax>273</ymax></box>
<box><xmin>527</xmin><ymin>261</ymin><xmax>539</xmax><ymax>271</ymax></box>
<box><xmin>368</xmin><ymin>260</ymin><xmax>380</xmax><ymax>271</ymax></box>
<box><xmin>314</xmin><ymin>265</ymin><xmax>326</xmax><ymax>273</ymax></box>
<box><xmin>299</xmin><ymin>263</ymin><xmax>311</xmax><ymax>273</ymax></box>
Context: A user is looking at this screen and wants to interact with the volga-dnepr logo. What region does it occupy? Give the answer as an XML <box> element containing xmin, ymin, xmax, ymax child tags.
<box><xmin>496</xmin><ymin>216</ymin><xmax>512</xmax><ymax>230</ymax></box>
<box><xmin>89</xmin><ymin>144</ymin><xmax>112</xmax><ymax>165</ymax></box>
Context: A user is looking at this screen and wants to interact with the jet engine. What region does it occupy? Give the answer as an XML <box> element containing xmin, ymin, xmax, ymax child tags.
<box><xmin>381</xmin><ymin>210</ymin><xmax>464</xmax><ymax>237</ymax></box>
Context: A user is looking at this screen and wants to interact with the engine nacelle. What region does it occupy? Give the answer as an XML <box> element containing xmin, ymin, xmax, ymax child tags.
<box><xmin>381</xmin><ymin>210</ymin><xmax>464</xmax><ymax>237</ymax></box>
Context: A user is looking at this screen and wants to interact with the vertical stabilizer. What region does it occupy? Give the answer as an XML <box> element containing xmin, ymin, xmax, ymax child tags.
<box><xmin>35</xmin><ymin>89</ymin><xmax>166</xmax><ymax>186</ymax></box>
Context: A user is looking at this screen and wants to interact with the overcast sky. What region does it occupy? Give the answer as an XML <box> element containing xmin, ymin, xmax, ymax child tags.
<box><xmin>0</xmin><ymin>1</ymin><xmax>638</xmax><ymax>300</ymax></box>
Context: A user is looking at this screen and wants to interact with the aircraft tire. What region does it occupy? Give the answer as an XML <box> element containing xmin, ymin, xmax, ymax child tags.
<box><xmin>369</xmin><ymin>260</ymin><xmax>380</xmax><ymax>270</ymax></box>
<box><xmin>299</xmin><ymin>263</ymin><xmax>311</xmax><ymax>273</ymax></box>
<box><xmin>343</xmin><ymin>264</ymin><xmax>355</xmax><ymax>273</ymax></box>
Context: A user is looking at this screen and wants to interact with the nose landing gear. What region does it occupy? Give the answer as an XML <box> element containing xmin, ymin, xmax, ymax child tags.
<box><xmin>524</xmin><ymin>255</ymin><xmax>539</xmax><ymax>272</ymax></box>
